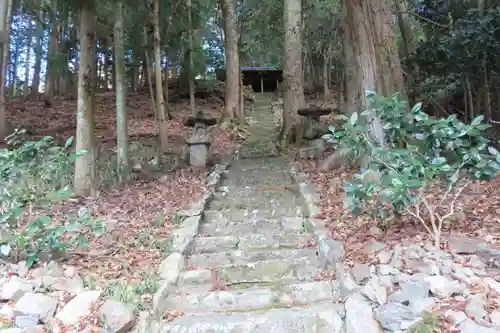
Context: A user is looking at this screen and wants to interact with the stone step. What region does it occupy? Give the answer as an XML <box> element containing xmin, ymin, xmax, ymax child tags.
<box><xmin>203</xmin><ymin>209</ymin><xmax>302</xmax><ymax>224</ymax></box>
<box><xmin>177</xmin><ymin>257</ymin><xmax>319</xmax><ymax>291</ymax></box>
<box><xmin>164</xmin><ymin>280</ymin><xmax>341</xmax><ymax>313</ymax></box>
<box><xmin>212</xmin><ymin>189</ymin><xmax>300</xmax><ymax>204</ymax></box>
<box><xmin>192</xmin><ymin>232</ymin><xmax>315</xmax><ymax>254</ymax></box>
<box><xmin>160</xmin><ymin>301</ymin><xmax>344</xmax><ymax>333</ymax></box>
<box><xmin>188</xmin><ymin>248</ymin><xmax>318</xmax><ymax>268</ymax></box>
<box><xmin>206</xmin><ymin>201</ymin><xmax>302</xmax><ymax>217</ymax></box>
<box><xmin>199</xmin><ymin>217</ymin><xmax>307</xmax><ymax>237</ymax></box>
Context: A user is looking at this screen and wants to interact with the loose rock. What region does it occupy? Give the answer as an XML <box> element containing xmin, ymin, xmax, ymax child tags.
<box><xmin>425</xmin><ymin>276</ymin><xmax>464</xmax><ymax>298</ymax></box>
<box><xmin>55</xmin><ymin>290</ymin><xmax>102</xmax><ymax>325</ymax></box>
<box><xmin>344</xmin><ymin>293</ymin><xmax>382</xmax><ymax>333</ymax></box>
<box><xmin>99</xmin><ymin>300</ymin><xmax>135</xmax><ymax>333</ymax></box>
<box><xmin>14</xmin><ymin>293</ymin><xmax>57</xmax><ymax>323</ymax></box>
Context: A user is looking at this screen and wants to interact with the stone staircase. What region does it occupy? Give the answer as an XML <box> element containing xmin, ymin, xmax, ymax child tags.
<box><xmin>159</xmin><ymin>156</ymin><xmax>344</xmax><ymax>332</ymax></box>
<box><xmin>237</xmin><ymin>93</ymin><xmax>280</xmax><ymax>159</ymax></box>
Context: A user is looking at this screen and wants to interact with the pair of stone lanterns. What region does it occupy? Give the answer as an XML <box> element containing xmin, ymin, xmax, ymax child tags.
<box><xmin>183</xmin><ymin>111</ymin><xmax>217</xmax><ymax>167</ymax></box>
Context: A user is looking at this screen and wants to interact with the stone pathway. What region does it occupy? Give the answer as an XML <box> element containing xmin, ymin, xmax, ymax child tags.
<box><xmin>159</xmin><ymin>156</ymin><xmax>346</xmax><ymax>332</ymax></box>
<box><xmin>237</xmin><ymin>93</ymin><xmax>280</xmax><ymax>159</ymax></box>
<box><xmin>157</xmin><ymin>93</ymin><xmax>344</xmax><ymax>332</ymax></box>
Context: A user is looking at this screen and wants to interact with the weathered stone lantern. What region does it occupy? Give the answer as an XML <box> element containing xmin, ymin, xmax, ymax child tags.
<box><xmin>184</xmin><ymin>111</ymin><xmax>217</xmax><ymax>167</ymax></box>
<box><xmin>297</xmin><ymin>106</ymin><xmax>332</xmax><ymax>159</ymax></box>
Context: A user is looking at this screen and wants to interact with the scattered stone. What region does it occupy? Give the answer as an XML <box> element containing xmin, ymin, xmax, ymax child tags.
<box><xmin>445</xmin><ymin>310</ymin><xmax>468</xmax><ymax>326</ymax></box>
<box><xmin>405</xmin><ymin>245</ymin><xmax>426</xmax><ymax>260</ymax></box>
<box><xmin>55</xmin><ymin>290</ymin><xmax>102</xmax><ymax>325</ymax></box>
<box><xmin>465</xmin><ymin>294</ymin><xmax>487</xmax><ymax>322</ymax></box>
<box><xmin>389</xmin><ymin>280</ymin><xmax>430</xmax><ymax>304</ymax></box>
<box><xmin>336</xmin><ymin>264</ymin><xmax>358</xmax><ymax>298</ymax></box>
<box><xmin>378</xmin><ymin>265</ymin><xmax>398</xmax><ymax>275</ymax></box>
<box><xmin>351</xmin><ymin>263</ymin><xmax>371</xmax><ymax>284</ymax></box>
<box><xmin>0</xmin><ymin>304</ymin><xmax>14</xmax><ymax>319</ymax></box>
<box><xmin>318</xmin><ymin>239</ymin><xmax>345</xmax><ymax>270</ymax></box>
<box><xmin>14</xmin><ymin>293</ymin><xmax>57</xmax><ymax>323</ymax></box>
<box><xmin>99</xmin><ymin>300</ymin><xmax>135</xmax><ymax>333</ymax></box>
<box><xmin>459</xmin><ymin>319</ymin><xmax>498</xmax><ymax>333</ymax></box>
<box><xmin>468</xmin><ymin>255</ymin><xmax>486</xmax><ymax>269</ymax></box>
<box><xmin>390</xmin><ymin>245</ymin><xmax>404</xmax><ymax>269</ymax></box>
<box><xmin>361</xmin><ymin>276</ymin><xmax>387</xmax><ymax>305</ymax></box>
<box><xmin>344</xmin><ymin>293</ymin><xmax>382</xmax><ymax>333</ymax></box>
<box><xmin>377</xmin><ymin>302</ymin><xmax>417</xmax><ymax>332</ymax></box>
<box><xmin>406</xmin><ymin>259</ymin><xmax>440</xmax><ymax>275</ymax></box>
<box><xmin>490</xmin><ymin>311</ymin><xmax>500</xmax><ymax>326</ymax></box>
<box><xmin>1</xmin><ymin>279</ymin><xmax>33</xmax><ymax>301</ymax></box>
<box><xmin>425</xmin><ymin>276</ymin><xmax>464</xmax><ymax>298</ymax></box>
<box><xmin>14</xmin><ymin>314</ymin><xmax>40</xmax><ymax>329</ymax></box>
<box><xmin>42</xmin><ymin>276</ymin><xmax>85</xmax><ymax>294</ymax></box>
<box><xmin>448</xmin><ymin>235</ymin><xmax>481</xmax><ymax>254</ymax></box>
<box><xmin>377</xmin><ymin>251</ymin><xmax>392</xmax><ymax>264</ymax></box>
<box><xmin>483</xmin><ymin>277</ymin><xmax>500</xmax><ymax>293</ymax></box>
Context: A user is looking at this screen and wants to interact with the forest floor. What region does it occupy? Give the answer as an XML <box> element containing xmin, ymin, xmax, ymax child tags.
<box><xmin>3</xmin><ymin>91</ymin><xmax>234</xmax><ymax>310</ymax></box>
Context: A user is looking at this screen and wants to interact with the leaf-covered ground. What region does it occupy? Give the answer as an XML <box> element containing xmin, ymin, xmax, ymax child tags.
<box><xmin>5</xmin><ymin>91</ymin><xmax>234</xmax><ymax>301</ymax></box>
<box><xmin>297</xmin><ymin>161</ymin><xmax>500</xmax><ymax>261</ymax></box>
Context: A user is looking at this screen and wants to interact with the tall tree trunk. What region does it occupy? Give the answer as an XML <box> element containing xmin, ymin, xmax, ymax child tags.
<box><xmin>343</xmin><ymin>0</ymin><xmax>404</xmax><ymax>146</ymax></box>
<box><xmin>23</xmin><ymin>18</ymin><xmax>33</xmax><ymax>98</ymax></box>
<box><xmin>187</xmin><ymin>0</ymin><xmax>196</xmax><ymax>115</ymax></box>
<box><xmin>10</xmin><ymin>25</ymin><xmax>22</xmax><ymax>97</ymax></box>
<box><xmin>221</xmin><ymin>0</ymin><xmax>240</xmax><ymax>120</ymax></box>
<box><xmin>153</xmin><ymin>0</ymin><xmax>169</xmax><ymax>152</ymax></box>
<box><xmin>281</xmin><ymin>0</ymin><xmax>305</xmax><ymax>147</ymax></box>
<box><xmin>31</xmin><ymin>1</ymin><xmax>44</xmax><ymax>95</ymax></box>
<box><xmin>322</xmin><ymin>48</ymin><xmax>329</xmax><ymax>103</ymax></box>
<box><xmin>143</xmin><ymin>29</ymin><xmax>156</xmax><ymax>118</ymax></box>
<box><xmin>0</xmin><ymin>0</ymin><xmax>13</xmax><ymax>140</ymax></box>
<box><xmin>103</xmin><ymin>42</ymin><xmax>110</xmax><ymax>90</ymax></box>
<box><xmin>74</xmin><ymin>3</ymin><xmax>97</xmax><ymax>196</ymax></box>
<box><xmin>46</xmin><ymin>0</ymin><xmax>58</xmax><ymax>98</ymax></box>
<box><xmin>163</xmin><ymin>50</ymin><xmax>170</xmax><ymax>118</ymax></box>
<box><xmin>114</xmin><ymin>1</ymin><xmax>128</xmax><ymax>174</ymax></box>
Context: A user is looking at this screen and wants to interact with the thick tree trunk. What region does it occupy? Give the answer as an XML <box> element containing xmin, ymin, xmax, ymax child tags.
<box><xmin>153</xmin><ymin>0</ymin><xmax>169</xmax><ymax>152</ymax></box>
<box><xmin>343</xmin><ymin>0</ymin><xmax>404</xmax><ymax>145</ymax></box>
<box><xmin>221</xmin><ymin>0</ymin><xmax>240</xmax><ymax>120</ymax></box>
<box><xmin>321</xmin><ymin>0</ymin><xmax>404</xmax><ymax>172</ymax></box>
<box><xmin>114</xmin><ymin>1</ymin><xmax>128</xmax><ymax>173</ymax></box>
<box><xmin>74</xmin><ymin>4</ymin><xmax>97</xmax><ymax>196</ymax></box>
<box><xmin>0</xmin><ymin>0</ymin><xmax>13</xmax><ymax>140</ymax></box>
<box><xmin>31</xmin><ymin>2</ymin><xmax>44</xmax><ymax>95</ymax></box>
<box><xmin>282</xmin><ymin>0</ymin><xmax>305</xmax><ymax>147</ymax></box>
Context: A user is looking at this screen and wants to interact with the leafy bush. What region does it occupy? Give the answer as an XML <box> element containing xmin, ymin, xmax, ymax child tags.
<box><xmin>323</xmin><ymin>92</ymin><xmax>500</xmax><ymax>246</ymax></box>
<box><xmin>0</xmin><ymin>129</ymin><xmax>104</xmax><ymax>266</ymax></box>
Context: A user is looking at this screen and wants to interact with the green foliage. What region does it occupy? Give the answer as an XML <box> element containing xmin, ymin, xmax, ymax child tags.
<box><xmin>408</xmin><ymin>312</ymin><xmax>442</xmax><ymax>333</ymax></box>
<box><xmin>324</xmin><ymin>92</ymin><xmax>500</xmax><ymax>238</ymax></box>
<box><xmin>414</xmin><ymin>4</ymin><xmax>500</xmax><ymax>99</ymax></box>
<box><xmin>0</xmin><ymin>130</ymin><xmax>104</xmax><ymax>266</ymax></box>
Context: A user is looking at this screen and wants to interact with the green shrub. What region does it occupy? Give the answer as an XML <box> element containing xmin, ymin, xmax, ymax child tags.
<box><xmin>323</xmin><ymin>92</ymin><xmax>500</xmax><ymax>246</ymax></box>
<box><xmin>0</xmin><ymin>129</ymin><xmax>104</xmax><ymax>266</ymax></box>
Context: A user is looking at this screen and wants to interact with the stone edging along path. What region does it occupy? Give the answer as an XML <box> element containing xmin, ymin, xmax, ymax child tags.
<box><xmin>152</xmin><ymin>160</ymin><xmax>233</xmax><ymax>313</ymax></box>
